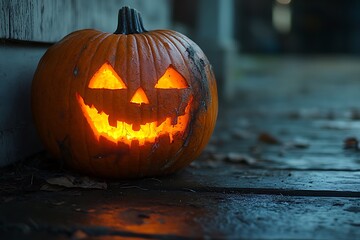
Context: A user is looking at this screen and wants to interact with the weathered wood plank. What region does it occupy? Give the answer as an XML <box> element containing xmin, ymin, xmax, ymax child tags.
<box><xmin>0</xmin><ymin>0</ymin><xmax>171</xmax><ymax>42</ymax></box>
<box><xmin>8</xmin><ymin>0</ymin><xmax>34</xmax><ymax>40</ymax></box>
<box><xmin>119</xmin><ymin>168</ymin><xmax>360</xmax><ymax>195</ymax></box>
<box><xmin>32</xmin><ymin>0</ymin><xmax>73</xmax><ymax>42</ymax></box>
<box><xmin>0</xmin><ymin>190</ymin><xmax>359</xmax><ymax>239</ymax></box>
<box><xmin>0</xmin><ymin>0</ymin><xmax>10</xmax><ymax>39</ymax></box>
<box><xmin>2</xmin><ymin>159</ymin><xmax>359</xmax><ymax>195</ymax></box>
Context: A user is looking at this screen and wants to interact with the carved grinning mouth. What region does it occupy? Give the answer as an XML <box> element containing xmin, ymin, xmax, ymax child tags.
<box><xmin>76</xmin><ymin>93</ymin><xmax>191</xmax><ymax>146</ymax></box>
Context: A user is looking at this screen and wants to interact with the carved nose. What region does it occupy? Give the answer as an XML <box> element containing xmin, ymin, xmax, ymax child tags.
<box><xmin>130</xmin><ymin>87</ymin><xmax>149</xmax><ymax>105</ymax></box>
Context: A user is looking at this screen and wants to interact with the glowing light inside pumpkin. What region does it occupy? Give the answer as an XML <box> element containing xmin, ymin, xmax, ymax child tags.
<box><xmin>155</xmin><ymin>67</ymin><xmax>189</xmax><ymax>89</ymax></box>
<box><xmin>88</xmin><ymin>63</ymin><xmax>127</xmax><ymax>89</ymax></box>
<box><xmin>130</xmin><ymin>87</ymin><xmax>149</xmax><ymax>105</ymax></box>
<box><xmin>76</xmin><ymin>93</ymin><xmax>191</xmax><ymax>146</ymax></box>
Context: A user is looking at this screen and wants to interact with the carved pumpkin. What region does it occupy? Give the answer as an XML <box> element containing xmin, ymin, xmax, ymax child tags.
<box><xmin>32</xmin><ymin>7</ymin><xmax>218</xmax><ymax>178</ymax></box>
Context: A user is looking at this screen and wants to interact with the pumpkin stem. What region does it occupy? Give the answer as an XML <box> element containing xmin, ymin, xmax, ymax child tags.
<box><xmin>114</xmin><ymin>6</ymin><xmax>147</xmax><ymax>34</ymax></box>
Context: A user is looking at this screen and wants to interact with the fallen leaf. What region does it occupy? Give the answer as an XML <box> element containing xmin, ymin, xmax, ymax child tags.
<box><xmin>46</xmin><ymin>175</ymin><xmax>107</xmax><ymax>190</ymax></box>
<box><xmin>344</xmin><ymin>137</ymin><xmax>359</xmax><ymax>150</ymax></box>
<box><xmin>71</xmin><ymin>229</ymin><xmax>88</xmax><ymax>240</ymax></box>
<box><xmin>258</xmin><ymin>132</ymin><xmax>281</xmax><ymax>144</ymax></box>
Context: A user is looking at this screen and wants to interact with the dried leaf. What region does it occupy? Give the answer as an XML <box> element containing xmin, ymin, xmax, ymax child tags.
<box><xmin>46</xmin><ymin>175</ymin><xmax>107</xmax><ymax>190</ymax></box>
<box><xmin>344</xmin><ymin>137</ymin><xmax>359</xmax><ymax>150</ymax></box>
<box><xmin>71</xmin><ymin>229</ymin><xmax>88</xmax><ymax>240</ymax></box>
<box><xmin>258</xmin><ymin>132</ymin><xmax>281</xmax><ymax>144</ymax></box>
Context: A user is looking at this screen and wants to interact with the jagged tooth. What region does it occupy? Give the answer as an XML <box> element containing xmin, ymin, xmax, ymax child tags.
<box><xmin>132</xmin><ymin>123</ymin><xmax>140</xmax><ymax>131</ymax></box>
<box><xmin>108</xmin><ymin>115</ymin><xmax>118</xmax><ymax>127</ymax></box>
<box><xmin>171</xmin><ymin>116</ymin><xmax>178</xmax><ymax>125</ymax></box>
<box><xmin>169</xmin><ymin>133</ymin><xmax>174</xmax><ymax>143</ymax></box>
<box><xmin>155</xmin><ymin>117</ymin><xmax>164</xmax><ymax>127</ymax></box>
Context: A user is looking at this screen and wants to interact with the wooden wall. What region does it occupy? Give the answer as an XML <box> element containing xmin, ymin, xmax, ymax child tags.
<box><xmin>0</xmin><ymin>0</ymin><xmax>170</xmax><ymax>166</ymax></box>
<box><xmin>0</xmin><ymin>0</ymin><xmax>170</xmax><ymax>42</ymax></box>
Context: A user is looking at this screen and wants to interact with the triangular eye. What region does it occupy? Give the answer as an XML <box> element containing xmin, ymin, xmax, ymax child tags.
<box><xmin>155</xmin><ymin>66</ymin><xmax>189</xmax><ymax>89</ymax></box>
<box><xmin>88</xmin><ymin>63</ymin><xmax>127</xmax><ymax>89</ymax></box>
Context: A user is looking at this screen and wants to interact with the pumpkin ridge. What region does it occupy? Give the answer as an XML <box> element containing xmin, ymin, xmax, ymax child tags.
<box><xmin>69</xmin><ymin>32</ymin><xmax>106</xmax><ymax>81</ymax></box>
<box><xmin>148</xmin><ymin>32</ymin><xmax>179</xmax><ymax>169</ymax></box>
<box><xmin>66</xmin><ymin>32</ymin><xmax>102</xmax><ymax>171</ymax></box>
<box><xmin>80</xmin><ymin>33</ymin><xmax>113</xmax><ymax>175</ymax></box>
<box><xmin>112</xmin><ymin>34</ymin><xmax>123</xmax><ymax>178</ymax></box>
<box><xmin>166</xmin><ymin>31</ymin><xmax>212</xmax><ymax>111</ymax></box>
<box><xmin>160</xmin><ymin>31</ymin><xmax>215</xmax><ymax>171</ymax></box>
<box><xmin>125</xmin><ymin>35</ymin><xmax>144</xmax><ymax>174</ymax></box>
<box><xmin>32</xmin><ymin>32</ymin><xmax>74</xmax><ymax>160</ymax></box>
<box><xmin>156</xmin><ymin>33</ymin><xmax>196</xmax><ymax>128</ymax></box>
<box><xmin>133</xmin><ymin>34</ymin><xmax>146</xmax><ymax>176</ymax></box>
<box><xmin>140</xmin><ymin>33</ymin><xmax>162</xmax><ymax>174</ymax></box>
<box><xmin>91</xmin><ymin>34</ymin><xmax>123</xmax><ymax>176</ymax></box>
<box><xmin>126</xmin><ymin>35</ymin><xmax>140</xmax><ymax>175</ymax></box>
<box><xmin>149</xmin><ymin>32</ymin><xmax>188</xmax><ymax>170</ymax></box>
<box><xmin>154</xmin><ymin>32</ymin><xmax>192</xmax><ymax>92</ymax></box>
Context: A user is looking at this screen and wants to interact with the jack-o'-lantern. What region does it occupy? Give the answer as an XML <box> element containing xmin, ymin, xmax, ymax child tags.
<box><xmin>31</xmin><ymin>7</ymin><xmax>218</xmax><ymax>178</ymax></box>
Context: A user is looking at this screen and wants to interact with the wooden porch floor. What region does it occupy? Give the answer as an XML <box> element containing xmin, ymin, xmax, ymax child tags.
<box><xmin>1</xmin><ymin>56</ymin><xmax>359</xmax><ymax>239</ymax></box>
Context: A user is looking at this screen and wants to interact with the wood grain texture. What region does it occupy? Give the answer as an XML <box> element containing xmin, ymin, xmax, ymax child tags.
<box><xmin>123</xmin><ymin>168</ymin><xmax>360</xmax><ymax>195</ymax></box>
<box><xmin>0</xmin><ymin>0</ymin><xmax>170</xmax><ymax>42</ymax></box>
<box><xmin>0</xmin><ymin>0</ymin><xmax>10</xmax><ymax>38</ymax></box>
<box><xmin>8</xmin><ymin>0</ymin><xmax>34</xmax><ymax>40</ymax></box>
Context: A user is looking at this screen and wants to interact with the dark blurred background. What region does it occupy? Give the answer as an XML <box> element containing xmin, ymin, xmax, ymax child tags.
<box><xmin>170</xmin><ymin>0</ymin><xmax>360</xmax><ymax>101</ymax></box>
<box><xmin>173</xmin><ymin>0</ymin><xmax>360</xmax><ymax>54</ymax></box>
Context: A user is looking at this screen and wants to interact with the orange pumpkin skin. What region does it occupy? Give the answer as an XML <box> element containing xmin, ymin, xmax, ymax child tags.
<box><xmin>31</xmin><ymin>7</ymin><xmax>218</xmax><ymax>178</ymax></box>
